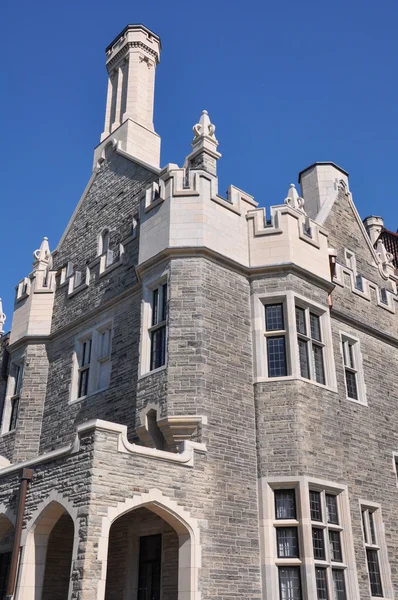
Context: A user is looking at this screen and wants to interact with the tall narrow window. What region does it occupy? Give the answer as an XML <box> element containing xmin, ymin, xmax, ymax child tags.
<box><xmin>279</xmin><ymin>567</ymin><xmax>301</xmax><ymax>600</ymax></box>
<box><xmin>97</xmin><ymin>327</ymin><xmax>112</xmax><ymax>389</ymax></box>
<box><xmin>150</xmin><ymin>283</ymin><xmax>167</xmax><ymax>371</ymax></box>
<box><xmin>332</xmin><ymin>569</ymin><xmax>347</xmax><ymax>600</ymax></box>
<box><xmin>340</xmin><ymin>334</ymin><xmax>366</xmax><ymax>404</ymax></box>
<box><xmin>9</xmin><ymin>363</ymin><xmax>23</xmax><ymax>431</ymax></box>
<box><xmin>315</xmin><ymin>568</ymin><xmax>328</xmax><ymax>600</ymax></box>
<box><xmin>362</xmin><ymin>507</ymin><xmax>384</xmax><ymax>597</ymax></box>
<box><xmin>101</xmin><ymin>229</ymin><xmax>110</xmax><ymax>255</ymax></box>
<box><xmin>265</xmin><ymin>304</ymin><xmax>287</xmax><ymax>377</ymax></box>
<box><xmin>137</xmin><ymin>534</ymin><xmax>162</xmax><ymax>600</ymax></box>
<box><xmin>78</xmin><ymin>338</ymin><xmax>92</xmax><ymax>398</ymax></box>
<box><xmin>296</xmin><ymin>306</ymin><xmax>325</xmax><ymax>385</ymax></box>
<box><xmin>275</xmin><ymin>489</ymin><xmax>296</xmax><ymax>520</ymax></box>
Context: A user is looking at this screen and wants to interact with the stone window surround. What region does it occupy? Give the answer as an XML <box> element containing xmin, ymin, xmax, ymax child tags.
<box><xmin>259</xmin><ymin>475</ymin><xmax>360</xmax><ymax>600</ymax></box>
<box><xmin>139</xmin><ymin>267</ymin><xmax>168</xmax><ymax>378</ymax></box>
<box><xmin>0</xmin><ymin>350</ymin><xmax>25</xmax><ymax>437</ymax></box>
<box><xmin>338</xmin><ymin>331</ymin><xmax>367</xmax><ymax>406</ymax></box>
<box><xmin>359</xmin><ymin>499</ymin><xmax>394</xmax><ymax>599</ymax></box>
<box><xmin>393</xmin><ymin>453</ymin><xmax>398</xmax><ymax>487</ymax></box>
<box><xmin>252</xmin><ymin>290</ymin><xmax>337</xmax><ymax>391</ymax></box>
<box><xmin>69</xmin><ymin>318</ymin><xmax>114</xmax><ymax>403</ymax></box>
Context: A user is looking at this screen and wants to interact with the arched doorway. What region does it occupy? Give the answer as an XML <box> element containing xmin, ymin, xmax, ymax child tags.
<box><xmin>105</xmin><ymin>507</ymin><xmax>179</xmax><ymax>600</ymax></box>
<box><xmin>18</xmin><ymin>500</ymin><xmax>74</xmax><ymax>600</ymax></box>
<box><xmin>0</xmin><ymin>513</ymin><xmax>15</xmax><ymax>598</ymax></box>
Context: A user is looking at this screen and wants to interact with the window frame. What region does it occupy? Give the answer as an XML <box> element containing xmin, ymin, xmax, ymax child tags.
<box><xmin>0</xmin><ymin>358</ymin><xmax>25</xmax><ymax>435</ymax></box>
<box><xmin>264</xmin><ymin>302</ymin><xmax>289</xmax><ymax>378</ymax></box>
<box><xmin>140</xmin><ymin>273</ymin><xmax>169</xmax><ymax>377</ymax></box>
<box><xmin>339</xmin><ymin>332</ymin><xmax>367</xmax><ymax>406</ymax></box>
<box><xmin>252</xmin><ymin>291</ymin><xmax>337</xmax><ymax>390</ymax></box>
<box><xmin>259</xmin><ymin>477</ymin><xmax>360</xmax><ymax>600</ymax></box>
<box><xmin>359</xmin><ymin>501</ymin><xmax>393</xmax><ymax>599</ymax></box>
<box><xmin>71</xmin><ymin>320</ymin><xmax>113</xmax><ymax>402</ymax></box>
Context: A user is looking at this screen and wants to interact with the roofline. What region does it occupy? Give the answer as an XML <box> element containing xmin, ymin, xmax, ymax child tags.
<box><xmin>298</xmin><ymin>162</ymin><xmax>349</xmax><ymax>183</ymax></box>
<box><xmin>106</xmin><ymin>24</ymin><xmax>161</xmax><ymax>53</ymax></box>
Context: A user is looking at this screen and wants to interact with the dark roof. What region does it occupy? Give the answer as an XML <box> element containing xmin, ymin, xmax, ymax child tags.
<box><xmin>298</xmin><ymin>162</ymin><xmax>349</xmax><ymax>183</ymax></box>
<box><xmin>106</xmin><ymin>24</ymin><xmax>161</xmax><ymax>53</ymax></box>
<box><xmin>378</xmin><ymin>228</ymin><xmax>398</xmax><ymax>269</ymax></box>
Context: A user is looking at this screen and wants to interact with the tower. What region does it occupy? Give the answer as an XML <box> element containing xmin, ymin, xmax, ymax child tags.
<box><xmin>94</xmin><ymin>24</ymin><xmax>161</xmax><ymax>169</ymax></box>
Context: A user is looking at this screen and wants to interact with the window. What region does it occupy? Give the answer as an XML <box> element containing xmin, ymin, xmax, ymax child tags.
<box><xmin>264</xmin><ymin>304</ymin><xmax>287</xmax><ymax>377</ymax></box>
<box><xmin>379</xmin><ymin>288</ymin><xmax>388</xmax><ymax>305</ymax></box>
<box><xmin>295</xmin><ymin>306</ymin><xmax>325</xmax><ymax>384</ymax></box>
<box><xmin>263</xmin><ymin>480</ymin><xmax>357</xmax><ymax>600</ymax></box>
<box><xmin>100</xmin><ymin>229</ymin><xmax>110</xmax><ymax>255</ymax></box>
<box><xmin>73</xmin><ymin>323</ymin><xmax>112</xmax><ymax>400</ymax></box>
<box><xmin>362</xmin><ymin>507</ymin><xmax>383</xmax><ymax>597</ymax></box>
<box><xmin>9</xmin><ymin>363</ymin><xmax>23</xmax><ymax>431</ymax></box>
<box><xmin>340</xmin><ymin>334</ymin><xmax>366</xmax><ymax>404</ymax></box>
<box><xmin>149</xmin><ymin>284</ymin><xmax>167</xmax><ymax>371</ymax></box>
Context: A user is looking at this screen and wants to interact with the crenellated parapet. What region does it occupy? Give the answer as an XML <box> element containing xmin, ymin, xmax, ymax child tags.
<box><xmin>9</xmin><ymin>238</ymin><xmax>56</xmax><ymax>346</ymax></box>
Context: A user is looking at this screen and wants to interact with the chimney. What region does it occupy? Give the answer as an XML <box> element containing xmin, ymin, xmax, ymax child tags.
<box><xmin>94</xmin><ymin>24</ymin><xmax>161</xmax><ymax>169</ymax></box>
<box><xmin>363</xmin><ymin>216</ymin><xmax>384</xmax><ymax>244</ymax></box>
<box><xmin>298</xmin><ymin>162</ymin><xmax>349</xmax><ymax>222</ymax></box>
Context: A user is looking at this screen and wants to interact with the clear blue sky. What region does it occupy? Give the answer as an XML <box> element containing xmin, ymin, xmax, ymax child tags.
<box><xmin>1</xmin><ymin>0</ymin><xmax>397</xmax><ymax>322</ymax></box>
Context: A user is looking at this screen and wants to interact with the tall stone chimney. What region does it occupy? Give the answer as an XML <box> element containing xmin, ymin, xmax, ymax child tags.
<box><xmin>298</xmin><ymin>162</ymin><xmax>349</xmax><ymax>222</ymax></box>
<box><xmin>94</xmin><ymin>24</ymin><xmax>161</xmax><ymax>169</ymax></box>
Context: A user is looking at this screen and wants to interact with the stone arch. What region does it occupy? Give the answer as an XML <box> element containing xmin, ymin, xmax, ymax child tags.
<box><xmin>0</xmin><ymin>508</ymin><xmax>16</xmax><ymax>598</ymax></box>
<box><xmin>97</xmin><ymin>488</ymin><xmax>201</xmax><ymax>600</ymax></box>
<box><xmin>18</xmin><ymin>492</ymin><xmax>78</xmax><ymax>600</ymax></box>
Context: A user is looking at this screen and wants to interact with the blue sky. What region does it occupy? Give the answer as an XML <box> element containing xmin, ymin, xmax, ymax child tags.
<box><xmin>1</xmin><ymin>0</ymin><xmax>397</xmax><ymax>321</ymax></box>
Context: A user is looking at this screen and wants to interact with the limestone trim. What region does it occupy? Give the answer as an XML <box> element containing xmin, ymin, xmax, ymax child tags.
<box><xmin>97</xmin><ymin>488</ymin><xmax>201</xmax><ymax>600</ymax></box>
<box><xmin>106</xmin><ymin>41</ymin><xmax>160</xmax><ymax>70</ymax></box>
<box><xmin>252</xmin><ymin>290</ymin><xmax>337</xmax><ymax>391</ymax></box>
<box><xmin>18</xmin><ymin>492</ymin><xmax>78</xmax><ymax>600</ymax></box>
<box><xmin>358</xmin><ymin>499</ymin><xmax>394</xmax><ymax>600</ymax></box>
<box><xmin>259</xmin><ymin>476</ymin><xmax>360</xmax><ymax>600</ymax></box>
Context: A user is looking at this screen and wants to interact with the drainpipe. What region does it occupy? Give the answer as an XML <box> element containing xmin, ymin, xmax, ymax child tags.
<box><xmin>6</xmin><ymin>468</ymin><xmax>33</xmax><ymax>600</ymax></box>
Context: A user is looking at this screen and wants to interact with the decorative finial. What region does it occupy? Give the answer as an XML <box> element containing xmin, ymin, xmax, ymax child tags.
<box><xmin>33</xmin><ymin>237</ymin><xmax>51</xmax><ymax>270</ymax></box>
<box><xmin>284</xmin><ymin>184</ymin><xmax>306</xmax><ymax>213</ymax></box>
<box><xmin>376</xmin><ymin>239</ymin><xmax>394</xmax><ymax>266</ymax></box>
<box><xmin>0</xmin><ymin>299</ymin><xmax>6</xmax><ymax>335</ymax></box>
<box><xmin>193</xmin><ymin>110</ymin><xmax>217</xmax><ymax>142</ymax></box>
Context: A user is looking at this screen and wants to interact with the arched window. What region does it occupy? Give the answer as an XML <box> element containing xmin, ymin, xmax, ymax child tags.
<box><xmin>99</xmin><ymin>229</ymin><xmax>110</xmax><ymax>256</ymax></box>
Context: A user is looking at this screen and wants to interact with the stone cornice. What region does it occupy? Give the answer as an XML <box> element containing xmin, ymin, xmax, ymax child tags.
<box><xmin>106</xmin><ymin>41</ymin><xmax>159</xmax><ymax>70</ymax></box>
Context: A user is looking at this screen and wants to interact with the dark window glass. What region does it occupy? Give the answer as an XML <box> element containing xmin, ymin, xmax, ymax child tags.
<box><xmin>101</xmin><ymin>229</ymin><xmax>110</xmax><ymax>254</ymax></box>
<box><xmin>329</xmin><ymin>531</ymin><xmax>342</xmax><ymax>562</ymax></box>
<box><xmin>295</xmin><ymin>307</ymin><xmax>306</xmax><ymax>335</ymax></box>
<box><xmin>277</xmin><ymin>527</ymin><xmax>299</xmax><ymax>558</ymax></box>
<box><xmin>137</xmin><ymin>534</ymin><xmax>162</xmax><ymax>600</ymax></box>
<box><xmin>265</xmin><ymin>304</ymin><xmax>284</xmax><ymax>331</ymax></box>
<box><xmin>310</xmin><ymin>491</ymin><xmax>322</xmax><ymax>521</ymax></box>
<box><xmin>310</xmin><ymin>313</ymin><xmax>322</xmax><ymax>341</ymax></box>
<box><xmin>362</xmin><ymin>510</ymin><xmax>369</xmax><ymax>544</ymax></box>
<box><xmin>315</xmin><ymin>567</ymin><xmax>329</xmax><ymax>600</ymax></box>
<box><xmin>13</xmin><ymin>364</ymin><xmax>23</xmax><ymax>396</ymax></box>
<box><xmin>326</xmin><ymin>495</ymin><xmax>339</xmax><ymax>525</ymax></box>
<box><xmin>9</xmin><ymin>398</ymin><xmax>19</xmax><ymax>431</ymax></box>
<box><xmin>279</xmin><ymin>567</ymin><xmax>301</xmax><ymax>600</ymax></box>
<box><xmin>78</xmin><ymin>369</ymin><xmax>89</xmax><ymax>398</ymax></box>
<box><xmin>369</xmin><ymin>511</ymin><xmax>377</xmax><ymax>545</ymax></box>
<box><xmin>355</xmin><ymin>274</ymin><xmax>364</xmax><ymax>292</ymax></box>
<box><xmin>298</xmin><ymin>339</ymin><xmax>310</xmax><ymax>379</ymax></box>
<box><xmin>162</xmin><ymin>283</ymin><xmax>168</xmax><ymax>321</ymax></box>
<box><xmin>150</xmin><ymin>327</ymin><xmax>167</xmax><ymax>371</ymax></box>
<box><xmin>366</xmin><ymin>549</ymin><xmax>383</xmax><ymax>597</ymax></box>
<box><xmin>0</xmin><ymin>552</ymin><xmax>11</xmax><ymax>600</ymax></box>
<box><xmin>82</xmin><ymin>339</ymin><xmax>92</xmax><ymax>366</ymax></box>
<box><xmin>380</xmin><ymin>288</ymin><xmax>388</xmax><ymax>305</ymax></box>
<box><xmin>345</xmin><ymin>370</ymin><xmax>358</xmax><ymax>400</ymax></box>
<box><xmin>312</xmin><ymin>345</ymin><xmax>325</xmax><ymax>385</ymax></box>
<box><xmin>267</xmin><ymin>337</ymin><xmax>287</xmax><ymax>377</ymax></box>
<box><xmin>312</xmin><ymin>528</ymin><xmax>325</xmax><ymax>560</ymax></box>
<box><xmin>275</xmin><ymin>490</ymin><xmax>296</xmax><ymax>520</ymax></box>
<box><xmin>332</xmin><ymin>570</ymin><xmax>347</xmax><ymax>600</ymax></box>
<box><xmin>152</xmin><ymin>288</ymin><xmax>159</xmax><ymax>326</ymax></box>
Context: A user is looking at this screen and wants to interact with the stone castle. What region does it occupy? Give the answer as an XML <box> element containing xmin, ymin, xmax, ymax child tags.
<box><xmin>0</xmin><ymin>22</ymin><xmax>397</xmax><ymax>600</ymax></box>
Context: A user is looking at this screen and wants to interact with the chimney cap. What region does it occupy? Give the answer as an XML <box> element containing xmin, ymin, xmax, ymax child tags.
<box><xmin>298</xmin><ymin>162</ymin><xmax>349</xmax><ymax>183</ymax></box>
<box><xmin>106</xmin><ymin>24</ymin><xmax>161</xmax><ymax>53</ymax></box>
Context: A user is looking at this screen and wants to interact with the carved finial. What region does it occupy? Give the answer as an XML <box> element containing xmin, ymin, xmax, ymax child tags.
<box><xmin>284</xmin><ymin>184</ymin><xmax>306</xmax><ymax>213</ymax></box>
<box><xmin>33</xmin><ymin>237</ymin><xmax>51</xmax><ymax>270</ymax></box>
<box><xmin>0</xmin><ymin>299</ymin><xmax>6</xmax><ymax>335</ymax></box>
<box><xmin>376</xmin><ymin>239</ymin><xmax>394</xmax><ymax>266</ymax></box>
<box><xmin>193</xmin><ymin>110</ymin><xmax>217</xmax><ymax>142</ymax></box>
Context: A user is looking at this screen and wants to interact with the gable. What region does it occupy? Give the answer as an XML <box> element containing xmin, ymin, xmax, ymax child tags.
<box><xmin>324</xmin><ymin>184</ymin><xmax>383</xmax><ymax>284</ymax></box>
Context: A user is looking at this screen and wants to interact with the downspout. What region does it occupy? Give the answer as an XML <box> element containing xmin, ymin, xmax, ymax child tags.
<box><xmin>6</xmin><ymin>468</ymin><xmax>33</xmax><ymax>600</ymax></box>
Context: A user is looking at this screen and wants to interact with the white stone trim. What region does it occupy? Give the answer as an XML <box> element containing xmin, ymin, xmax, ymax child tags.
<box><xmin>259</xmin><ymin>476</ymin><xmax>360</xmax><ymax>600</ymax></box>
<box><xmin>17</xmin><ymin>491</ymin><xmax>78</xmax><ymax>600</ymax></box>
<box><xmin>252</xmin><ymin>290</ymin><xmax>337</xmax><ymax>391</ymax></box>
<box><xmin>358</xmin><ymin>499</ymin><xmax>394</xmax><ymax>600</ymax></box>
<box><xmin>96</xmin><ymin>488</ymin><xmax>201</xmax><ymax>600</ymax></box>
<box><xmin>338</xmin><ymin>331</ymin><xmax>367</xmax><ymax>406</ymax></box>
